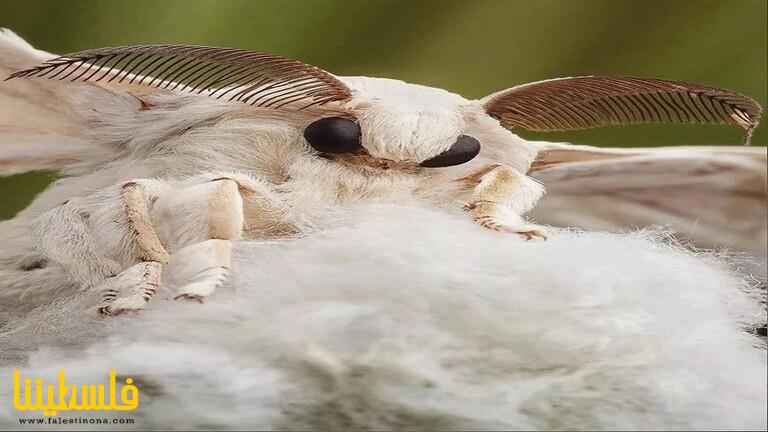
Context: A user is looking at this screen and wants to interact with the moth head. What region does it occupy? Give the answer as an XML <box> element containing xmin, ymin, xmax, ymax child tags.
<box><xmin>303</xmin><ymin>115</ymin><xmax>480</xmax><ymax>169</ymax></box>
<box><xmin>302</xmin><ymin>77</ymin><xmax>489</xmax><ymax>170</ymax></box>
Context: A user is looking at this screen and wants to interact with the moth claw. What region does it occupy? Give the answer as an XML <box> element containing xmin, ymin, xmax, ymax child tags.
<box><xmin>471</xmin><ymin>213</ymin><xmax>548</xmax><ymax>241</ymax></box>
<box><xmin>96</xmin><ymin>261</ymin><xmax>160</xmax><ymax>317</ymax></box>
<box><xmin>98</xmin><ymin>304</ymin><xmax>144</xmax><ymax>317</ymax></box>
<box><xmin>110</xmin><ymin>308</ymin><xmax>143</xmax><ymax>317</ymax></box>
<box><xmin>174</xmin><ymin>293</ymin><xmax>205</xmax><ymax>303</ymax></box>
<box><xmin>516</xmin><ymin>229</ymin><xmax>548</xmax><ymax>241</ymax></box>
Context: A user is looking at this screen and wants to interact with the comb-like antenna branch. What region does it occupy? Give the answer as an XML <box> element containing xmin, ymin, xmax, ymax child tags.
<box><xmin>482</xmin><ymin>76</ymin><xmax>762</xmax><ymax>145</ymax></box>
<box><xmin>7</xmin><ymin>44</ymin><xmax>353</xmax><ymax>110</ymax></box>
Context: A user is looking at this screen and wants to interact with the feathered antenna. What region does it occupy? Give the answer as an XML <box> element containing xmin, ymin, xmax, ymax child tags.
<box><xmin>7</xmin><ymin>44</ymin><xmax>353</xmax><ymax>109</ymax></box>
<box><xmin>483</xmin><ymin>76</ymin><xmax>762</xmax><ymax>145</ymax></box>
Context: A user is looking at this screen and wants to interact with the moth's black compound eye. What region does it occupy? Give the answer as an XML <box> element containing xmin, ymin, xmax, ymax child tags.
<box><xmin>419</xmin><ymin>135</ymin><xmax>481</xmax><ymax>168</ymax></box>
<box><xmin>304</xmin><ymin>117</ymin><xmax>363</xmax><ymax>154</ymax></box>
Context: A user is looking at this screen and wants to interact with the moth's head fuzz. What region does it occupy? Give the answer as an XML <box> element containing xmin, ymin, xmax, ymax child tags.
<box><xmin>302</xmin><ymin>77</ymin><xmax>496</xmax><ymax>172</ymax></box>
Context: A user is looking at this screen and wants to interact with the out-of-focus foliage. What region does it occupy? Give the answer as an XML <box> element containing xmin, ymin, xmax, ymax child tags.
<box><xmin>1</xmin><ymin>0</ymin><xmax>766</xmax><ymax>219</ymax></box>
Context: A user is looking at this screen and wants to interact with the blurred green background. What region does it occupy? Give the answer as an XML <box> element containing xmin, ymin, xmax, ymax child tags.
<box><xmin>1</xmin><ymin>0</ymin><xmax>766</xmax><ymax>219</ymax></box>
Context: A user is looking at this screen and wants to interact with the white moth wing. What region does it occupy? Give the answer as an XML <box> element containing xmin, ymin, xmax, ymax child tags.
<box><xmin>528</xmin><ymin>142</ymin><xmax>767</xmax><ymax>254</ymax></box>
<box><xmin>0</xmin><ymin>30</ymin><xmax>353</xmax><ymax>177</ymax></box>
<box><xmin>0</xmin><ymin>29</ymin><xmax>148</xmax><ymax>176</ymax></box>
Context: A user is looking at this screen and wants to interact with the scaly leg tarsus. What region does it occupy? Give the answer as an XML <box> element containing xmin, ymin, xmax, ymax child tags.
<box><xmin>460</xmin><ymin>164</ymin><xmax>548</xmax><ymax>240</ymax></box>
<box><xmin>98</xmin><ymin>181</ymin><xmax>170</xmax><ymax>316</ymax></box>
<box><xmin>98</xmin><ymin>261</ymin><xmax>161</xmax><ymax>316</ymax></box>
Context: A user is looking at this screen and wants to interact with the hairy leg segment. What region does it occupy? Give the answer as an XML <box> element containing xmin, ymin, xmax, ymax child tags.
<box><xmin>32</xmin><ymin>173</ymin><xmax>286</xmax><ymax>316</ymax></box>
<box><xmin>458</xmin><ymin>163</ymin><xmax>547</xmax><ymax>240</ymax></box>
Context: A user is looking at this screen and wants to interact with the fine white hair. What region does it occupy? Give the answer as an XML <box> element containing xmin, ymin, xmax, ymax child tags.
<box><xmin>1</xmin><ymin>203</ymin><xmax>764</xmax><ymax>430</ymax></box>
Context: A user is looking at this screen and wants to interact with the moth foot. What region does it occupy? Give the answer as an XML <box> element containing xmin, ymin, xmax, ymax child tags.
<box><xmin>465</xmin><ymin>199</ymin><xmax>547</xmax><ymax>241</ymax></box>
<box><xmin>166</xmin><ymin>239</ymin><xmax>232</xmax><ymax>303</ymax></box>
<box><xmin>172</xmin><ymin>266</ymin><xmax>229</xmax><ymax>302</ymax></box>
<box><xmin>98</xmin><ymin>261</ymin><xmax>162</xmax><ymax>317</ymax></box>
<box><xmin>514</xmin><ymin>225</ymin><xmax>548</xmax><ymax>241</ymax></box>
<box><xmin>474</xmin><ymin>217</ymin><xmax>547</xmax><ymax>240</ymax></box>
<box><xmin>463</xmin><ymin>200</ymin><xmax>495</xmax><ymax>212</ymax></box>
<box><xmin>99</xmin><ymin>306</ymin><xmax>144</xmax><ymax>317</ymax></box>
<box><xmin>174</xmin><ymin>293</ymin><xmax>206</xmax><ymax>303</ymax></box>
<box><xmin>472</xmin><ymin>215</ymin><xmax>506</xmax><ymax>232</ymax></box>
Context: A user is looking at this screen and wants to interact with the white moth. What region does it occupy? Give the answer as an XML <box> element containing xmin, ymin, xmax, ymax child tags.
<box><xmin>0</xmin><ymin>29</ymin><xmax>764</xmax><ymax>316</ymax></box>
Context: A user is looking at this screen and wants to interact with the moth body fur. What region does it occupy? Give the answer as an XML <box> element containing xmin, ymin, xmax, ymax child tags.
<box><xmin>0</xmin><ymin>29</ymin><xmax>764</xmax><ymax>315</ymax></box>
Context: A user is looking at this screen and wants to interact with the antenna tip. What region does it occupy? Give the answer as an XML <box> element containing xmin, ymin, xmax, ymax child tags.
<box><xmin>743</xmin><ymin>126</ymin><xmax>756</xmax><ymax>146</ymax></box>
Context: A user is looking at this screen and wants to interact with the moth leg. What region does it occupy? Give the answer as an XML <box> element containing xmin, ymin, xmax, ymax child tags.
<box><xmin>98</xmin><ymin>181</ymin><xmax>170</xmax><ymax>316</ymax></box>
<box><xmin>459</xmin><ymin>163</ymin><xmax>547</xmax><ymax>240</ymax></box>
<box><xmin>32</xmin><ymin>181</ymin><xmax>169</xmax><ymax>316</ymax></box>
<box><xmin>167</xmin><ymin>239</ymin><xmax>232</xmax><ymax>303</ymax></box>
<box><xmin>164</xmin><ymin>173</ymin><xmax>298</xmax><ymax>302</ymax></box>
<box><xmin>153</xmin><ymin>175</ymin><xmax>249</xmax><ymax>303</ymax></box>
<box><xmin>98</xmin><ymin>261</ymin><xmax>162</xmax><ymax>316</ymax></box>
